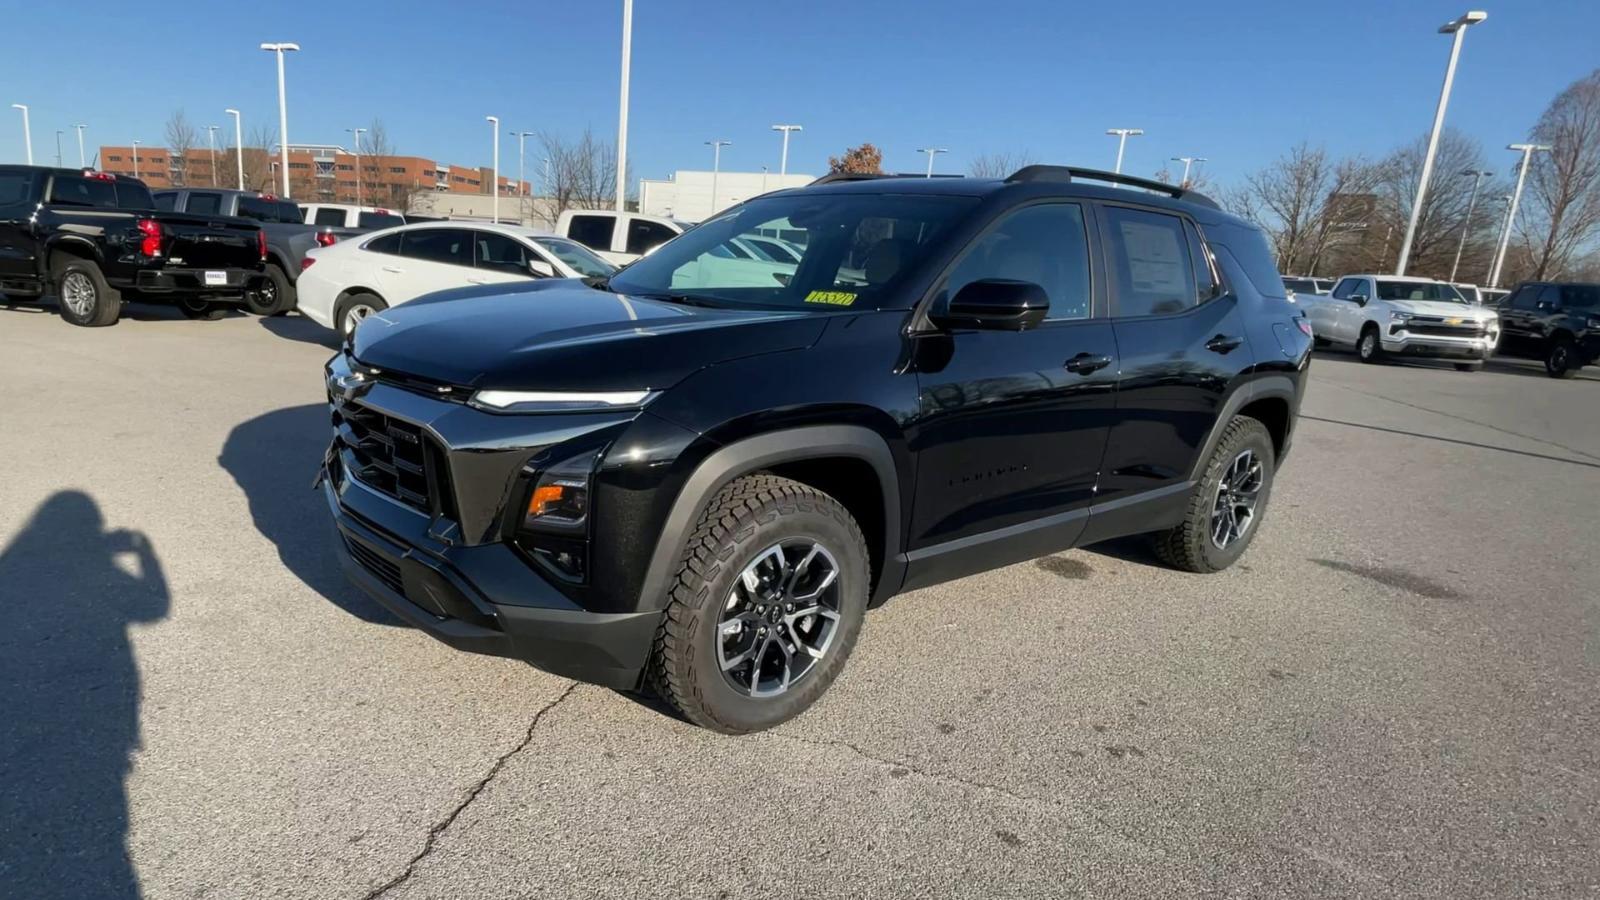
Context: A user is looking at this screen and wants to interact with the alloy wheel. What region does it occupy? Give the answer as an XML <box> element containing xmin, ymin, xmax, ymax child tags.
<box><xmin>717</xmin><ymin>540</ymin><xmax>842</xmax><ymax>698</ymax></box>
<box><xmin>1359</xmin><ymin>333</ymin><xmax>1376</xmax><ymax>359</ymax></box>
<box><xmin>1210</xmin><ymin>448</ymin><xmax>1264</xmax><ymax>550</ymax></box>
<box><xmin>343</xmin><ymin>303</ymin><xmax>376</xmax><ymax>335</ymax></box>
<box><xmin>61</xmin><ymin>272</ymin><xmax>96</xmax><ymax>318</ymax></box>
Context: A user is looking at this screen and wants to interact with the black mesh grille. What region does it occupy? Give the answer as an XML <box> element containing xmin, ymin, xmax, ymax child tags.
<box><xmin>344</xmin><ymin>536</ymin><xmax>403</xmax><ymax>594</ymax></box>
<box><xmin>331</xmin><ymin>399</ymin><xmax>445</xmax><ymax>515</ymax></box>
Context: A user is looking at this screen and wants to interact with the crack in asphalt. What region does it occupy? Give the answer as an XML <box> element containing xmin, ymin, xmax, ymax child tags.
<box><xmin>1321</xmin><ymin>379</ymin><xmax>1600</xmax><ymax>463</ymax></box>
<box><xmin>773</xmin><ymin>733</ymin><xmax>1053</xmax><ymax>806</ymax></box>
<box><xmin>360</xmin><ymin>682</ymin><xmax>579</xmax><ymax>900</ymax></box>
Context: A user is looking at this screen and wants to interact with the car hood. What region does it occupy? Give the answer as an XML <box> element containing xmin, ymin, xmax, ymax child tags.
<box><xmin>349</xmin><ymin>280</ymin><xmax>829</xmax><ymax>392</ymax></box>
<box><xmin>1388</xmin><ymin>299</ymin><xmax>1497</xmax><ymax>319</ymax></box>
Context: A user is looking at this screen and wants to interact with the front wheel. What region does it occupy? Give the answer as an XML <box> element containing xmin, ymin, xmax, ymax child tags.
<box><xmin>1153</xmin><ymin>417</ymin><xmax>1276</xmax><ymax>574</ymax></box>
<box><xmin>1454</xmin><ymin>362</ymin><xmax>1481</xmax><ymax>372</ymax></box>
<box><xmin>650</xmin><ymin>474</ymin><xmax>869</xmax><ymax>734</ymax></box>
<box><xmin>1356</xmin><ymin>326</ymin><xmax>1384</xmax><ymax>363</ymax></box>
<box><xmin>1546</xmin><ymin>338</ymin><xmax>1580</xmax><ymax>379</ymax></box>
<box><xmin>335</xmin><ymin>292</ymin><xmax>387</xmax><ymax>340</ymax></box>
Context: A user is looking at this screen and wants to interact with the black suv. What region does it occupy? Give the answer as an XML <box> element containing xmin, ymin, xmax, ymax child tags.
<box><xmin>319</xmin><ymin>166</ymin><xmax>1309</xmax><ymax>733</ymax></box>
<box><xmin>1494</xmin><ymin>281</ymin><xmax>1600</xmax><ymax>378</ymax></box>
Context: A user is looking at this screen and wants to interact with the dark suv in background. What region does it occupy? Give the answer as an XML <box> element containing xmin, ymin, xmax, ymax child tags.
<box><xmin>1495</xmin><ymin>281</ymin><xmax>1600</xmax><ymax>378</ymax></box>
<box><xmin>318</xmin><ymin>166</ymin><xmax>1310</xmax><ymax>733</ymax></box>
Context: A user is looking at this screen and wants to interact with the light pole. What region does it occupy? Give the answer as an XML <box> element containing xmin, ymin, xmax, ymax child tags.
<box><xmin>511</xmin><ymin>130</ymin><xmax>534</xmax><ymax>224</ymax></box>
<box><xmin>131</xmin><ymin>140</ymin><xmax>141</xmax><ymax>180</ymax></box>
<box><xmin>1395</xmin><ymin>10</ymin><xmax>1487</xmax><ymax>276</ymax></box>
<box><xmin>542</xmin><ymin>157</ymin><xmax>551</xmax><ymax>196</ymax></box>
<box><xmin>346</xmin><ymin>126</ymin><xmax>366</xmax><ymax>206</ymax></box>
<box><xmin>205</xmin><ymin>125</ymin><xmax>219</xmax><ymax>186</ymax></box>
<box><xmin>761</xmin><ymin>165</ymin><xmax>769</xmax><ymax>193</ymax></box>
<box><xmin>485</xmin><ymin>116</ymin><xmax>501</xmax><ymax>223</ymax></box>
<box><xmin>54</xmin><ymin>130</ymin><xmax>63</xmax><ymax>167</ymax></box>
<box><xmin>706</xmin><ymin>139</ymin><xmax>730</xmax><ymax>214</ymax></box>
<box><xmin>1106</xmin><ymin>128</ymin><xmax>1142</xmax><ymax>174</ymax></box>
<box><xmin>1171</xmin><ymin>156</ymin><xmax>1207</xmax><ymax>186</ymax></box>
<box><xmin>615</xmin><ymin>0</ymin><xmax>632</xmax><ymax>212</ymax></box>
<box><xmin>225</xmin><ymin>109</ymin><xmax>243</xmax><ymax>189</ymax></box>
<box><xmin>918</xmin><ymin>147</ymin><xmax>948</xmax><ymax>177</ymax></box>
<box><xmin>259</xmin><ymin>42</ymin><xmax>300</xmax><ymax>198</ymax></box>
<box><xmin>771</xmin><ymin>124</ymin><xmax>802</xmax><ymax>176</ymax></box>
<box><xmin>1489</xmin><ymin>143</ymin><xmax>1550</xmax><ymax>288</ymax></box>
<box><xmin>1449</xmin><ymin>168</ymin><xmax>1492</xmax><ymax>282</ymax></box>
<box><xmin>72</xmin><ymin>124</ymin><xmax>87</xmax><ymax>168</ymax></box>
<box><xmin>10</xmin><ymin>104</ymin><xmax>31</xmax><ymax>165</ymax></box>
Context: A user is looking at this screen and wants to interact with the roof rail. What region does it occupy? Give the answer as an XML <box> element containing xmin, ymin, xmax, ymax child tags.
<box><xmin>1004</xmin><ymin>165</ymin><xmax>1220</xmax><ymax>210</ymax></box>
<box><xmin>808</xmin><ymin>172</ymin><xmax>963</xmax><ymax>186</ymax></box>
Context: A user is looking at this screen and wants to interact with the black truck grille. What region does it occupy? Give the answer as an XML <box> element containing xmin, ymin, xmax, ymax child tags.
<box><xmin>344</xmin><ymin>536</ymin><xmax>404</xmax><ymax>594</ymax></box>
<box><xmin>331</xmin><ymin>399</ymin><xmax>452</xmax><ymax>516</ymax></box>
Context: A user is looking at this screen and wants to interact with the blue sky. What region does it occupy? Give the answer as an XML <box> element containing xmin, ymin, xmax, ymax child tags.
<box><xmin>1</xmin><ymin>0</ymin><xmax>1593</xmax><ymax>191</ymax></box>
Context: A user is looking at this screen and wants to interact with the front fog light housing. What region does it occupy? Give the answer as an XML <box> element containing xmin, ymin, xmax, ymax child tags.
<box><xmin>470</xmin><ymin>389</ymin><xmax>656</xmax><ymax>414</ymax></box>
<box><xmin>516</xmin><ymin>448</ymin><xmax>601</xmax><ymax>583</ymax></box>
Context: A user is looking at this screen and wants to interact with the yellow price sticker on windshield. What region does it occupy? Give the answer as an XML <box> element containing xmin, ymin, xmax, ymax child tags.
<box><xmin>805</xmin><ymin>290</ymin><xmax>857</xmax><ymax>306</ymax></box>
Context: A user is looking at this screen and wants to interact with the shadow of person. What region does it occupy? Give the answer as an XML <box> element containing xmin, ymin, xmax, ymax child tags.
<box><xmin>218</xmin><ymin>404</ymin><xmax>398</xmax><ymax>626</ymax></box>
<box><xmin>0</xmin><ymin>492</ymin><xmax>168</xmax><ymax>899</ymax></box>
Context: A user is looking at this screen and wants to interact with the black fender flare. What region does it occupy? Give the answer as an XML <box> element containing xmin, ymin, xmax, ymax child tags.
<box><xmin>1185</xmin><ymin>375</ymin><xmax>1299</xmax><ymax>483</ymax></box>
<box><xmin>42</xmin><ymin>235</ymin><xmax>104</xmax><ymax>274</ymax></box>
<box><xmin>637</xmin><ymin>425</ymin><xmax>902</xmax><ymax>612</ymax></box>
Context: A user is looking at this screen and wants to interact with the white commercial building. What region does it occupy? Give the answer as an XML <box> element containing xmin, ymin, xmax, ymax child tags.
<box><xmin>638</xmin><ymin>170</ymin><xmax>813</xmax><ymax>222</ymax></box>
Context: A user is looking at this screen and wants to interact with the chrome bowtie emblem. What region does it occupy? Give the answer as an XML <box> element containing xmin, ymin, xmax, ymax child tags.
<box><xmin>331</xmin><ymin>371</ymin><xmax>372</xmax><ymax>402</ymax></box>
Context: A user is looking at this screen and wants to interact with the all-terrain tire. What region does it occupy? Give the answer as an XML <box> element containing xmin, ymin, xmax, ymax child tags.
<box><xmin>1153</xmin><ymin>416</ymin><xmax>1276</xmax><ymax>574</ymax></box>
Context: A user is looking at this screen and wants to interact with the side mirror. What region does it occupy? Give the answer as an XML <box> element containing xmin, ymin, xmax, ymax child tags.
<box><xmin>931</xmin><ymin>279</ymin><xmax>1049</xmax><ymax>331</ymax></box>
<box><xmin>1536</xmin><ymin>300</ymin><xmax>1554</xmax><ymax>311</ymax></box>
<box><xmin>1349</xmin><ymin>293</ymin><xmax>1369</xmax><ymax>306</ymax></box>
<box><xmin>526</xmin><ymin>259</ymin><xmax>556</xmax><ymax>278</ymax></box>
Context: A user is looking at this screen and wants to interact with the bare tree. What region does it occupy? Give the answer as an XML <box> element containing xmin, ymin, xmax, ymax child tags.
<box><xmin>1520</xmin><ymin>69</ymin><xmax>1600</xmax><ymax>280</ymax></box>
<box><xmin>539</xmin><ymin>128</ymin><xmax>622</xmax><ymax>218</ymax></box>
<box><xmin>164</xmin><ymin>110</ymin><xmax>197</xmax><ymax>187</ymax></box>
<box><xmin>969</xmin><ymin>151</ymin><xmax>1036</xmax><ymax>178</ymax></box>
<box><xmin>244</xmin><ymin>123</ymin><xmax>277</xmax><ymax>192</ymax></box>
<box><xmin>1238</xmin><ymin>143</ymin><xmax>1335</xmax><ymax>273</ymax></box>
<box><xmin>1372</xmin><ymin>129</ymin><xmax>1496</xmax><ymax>279</ymax></box>
<box><xmin>359</xmin><ymin>119</ymin><xmax>416</xmax><ymax>211</ymax></box>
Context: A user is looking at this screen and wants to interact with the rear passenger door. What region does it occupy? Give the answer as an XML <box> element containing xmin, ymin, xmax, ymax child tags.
<box><xmin>1094</xmin><ymin>204</ymin><xmax>1251</xmax><ymax>507</ymax></box>
<box><xmin>378</xmin><ymin>228</ymin><xmax>475</xmax><ymax>303</ymax></box>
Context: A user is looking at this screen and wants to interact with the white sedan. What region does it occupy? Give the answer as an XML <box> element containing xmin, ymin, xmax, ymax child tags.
<box><xmin>296</xmin><ymin>222</ymin><xmax>617</xmax><ymax>338</ymax></box>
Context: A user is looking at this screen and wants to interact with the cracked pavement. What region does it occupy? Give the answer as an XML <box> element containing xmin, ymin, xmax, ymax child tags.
<box><xmin>2</xmin><ymin>307</ymin><xmax>1598</xmax><ymax>898</ymax></box>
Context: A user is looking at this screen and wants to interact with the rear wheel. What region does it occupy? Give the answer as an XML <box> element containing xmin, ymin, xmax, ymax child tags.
<box><xmin>335</xmin><ymin>292</ymin><xmax>386</xmax><ymax>340</ymax></box>
<box><xmin>1454</xmin><ymin>362</ymin><xmax>1480</xmax><ymax>372</ymax></box>
<box><xmin>1356</xmin><ymin>325</ymin><xmax>1383</xmax><ymax>363</ymax></box>
<box><xmin>245</xmin><ymin>263</ymin><xmax>295</xmax><ymax>316</ymax></box>
<box><xmin>650</xmin><ymin>474</ymin><xmax>869</xmax><ymax>734</ymax></box>
<box><xmin>176</xmin><ymin>297</ymin><xmax>228</xmax><ymax>320</ymax></box>
<box><xmin>54</xmin><ymin>258</ymin><xmax>121</xmax><ymax>327</ymax></box>
<box><xmin>1545</xmin><ymin>338</ymin><xmax>1580</xmax><ymax>379</ymax></box>
<box><xmin>1154</xmin><ymin>417</ymin><xmax>1275</xmax><ymax>574</ymax></box>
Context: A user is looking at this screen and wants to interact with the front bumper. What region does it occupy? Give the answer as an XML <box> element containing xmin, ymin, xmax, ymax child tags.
<box><xmin>324</xmin><ymin>467</ymin><xmax>660</xmax><ymax>690</ymax></box>
<box><xmin>128</xmin><ymin>267</ymin><xmax>266</xmax><ymax>298</ymax></box>
<box><xmin>1381</xmin><ymin>332</ymin><xmax>1497</xmax><ymax>361</ymax></box>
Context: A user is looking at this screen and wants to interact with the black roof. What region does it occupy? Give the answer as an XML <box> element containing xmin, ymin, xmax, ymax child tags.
<box><xmin>792</xmin><ymin>164</ymin><xmax>1226</xmax><ymax>218</ymax></box>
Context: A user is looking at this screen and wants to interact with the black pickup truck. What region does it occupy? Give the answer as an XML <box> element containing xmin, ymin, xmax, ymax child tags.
<box><xmin>155</xmin><ymin>188</ymin><xmax>359</xmax><ymax>316</ymax></box>
<box><xmin>0</xmin><ymin>165</ymin><xmax>266</xmax><ymax>326</ymax></box>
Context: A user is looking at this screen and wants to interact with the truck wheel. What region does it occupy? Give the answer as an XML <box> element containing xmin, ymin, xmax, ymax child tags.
<box><xmin>1356</xmin><ymin>325</ymin><xmax>1383</xmax><ymax>363</ymax></box>
<box><xmin>1545</xmin><ymin>338</ymin><xmax>1580</xmax><ymax>379</ymax></box>
<box><xmin>1454</xmin><ymin>362</ymin><xmax>1481</xmax><ymax>372</ymax></box>
<box><xmin>335</xmin><ymin>292</ymin><xmax>387</xmax><ymax>340</ymax></box>
<box><xmin>54</xmin><ymin>258</ymin><xmax>121</xmax><ymax>327</ymax></box>
<box><xmin>176</xmin><ymin>298</ymin><xmax>228</xmax><ymax>320</ymax></box>
<box><xmin>246</xmin><ymin>263</ymin><xmax>296</xmax><ymax>316</ymax></box>
<box><xmin>1153</xmin><ymin>416</ymin><xmax>1275</xmax><ymax>574</ymax></box>
<box><xmin>650</xmin><ymin>474</ymin><xmax>869</xmax><ymax>734</ymax></box>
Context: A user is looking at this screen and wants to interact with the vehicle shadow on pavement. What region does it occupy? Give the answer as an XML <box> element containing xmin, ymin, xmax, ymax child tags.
<box><xmin>0</xmin><ymin>491</ymin><xmax>167</xmax><ymax>900</ymax></box>
<box><xmin>258</xmin><ymin>314</ymin><xmax>341</xmax><ymax>350</ymax></box>
<box><xmin>218</xmin><ymin>404</ymin><xmax>401</xmax><ymax>627</ymax></box>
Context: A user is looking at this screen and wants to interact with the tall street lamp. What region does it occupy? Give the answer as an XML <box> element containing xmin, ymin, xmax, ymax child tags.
<box><xmin>486</xmin><ymin>116</ymin><xmax>501</xmax><ymax>223</ymax></box>
<box><xmin>72</xmin><ymin>124</ymin><xmax>87</xmax><ymax>168</ymax></box>
<box><xmin>1171</xmin><ymin>155</ymin><xmax>1207</xmax><ymax>186</ymax></box>
<box><xmin>706</xmin><ymin>139</ymin><xmax>730</xmax><ymax>214</ymax></box>
<box><xmin>10</xmin><ymin>104</ymin><xmax>31</xmax><ymax>165</ymax></box>
<box><xmin>1449</xmin><ymin>168</ymin><xmax>1492</xmax><ymax>282</ymax></box>
<box><xmin>225</xmin><ymin>109</ymin><xmax>243</xmax><ymax>189</ymax></box>
<box><xmin>1106</xmin><ymin>128</ymin><xmax>1143</xmax><ymax>174</ymax></box>
<box><xmin>1395</xmin><ymin>10</ymin><xmax>1487</xmax><ymax>275</ymax></box>
<box><xmin>511</xmin><ymin>130</ymin><xmax>534</xmax><ymax>224</ymax></box>
<box><xmin>205</xmin><ymin>125</ymin><xmax>220</xmax><ymax>186</ymax></box>
<box><xmin>615</xmin><ymin>0</ymin><xmax>633</xmax><ymax>212</ymax></box>
<box><xmin>771</xmin><ymin>124</ymin><xmax>802</xmax><ymax>177</ymax></box>
<box><xmin>347</xmin><ymin>126</ymin><xmax>366</xmax><ymax>206</ymax></box>
<box><xmin>259</xmin><ymin>42</ymin><xmax>300</xmax><ymax>198</ymax></box>
<box><xmin>1489</xmin><ymin>143</ymin><xmax>1550</xmax><ymax>288</ymax></box>
<box><xmin>918</xmin><ymin>147</ymin><xmax>948</xmax><ymax>177</ymax></box>
<box><xmin>131</xmin><ymin>140</ymin><xmax>142</xmax><ymax>180</ymax></box>
<box><xmin>54</xmin><ymin>130</ymin><xmax>63</xmax><ymax>167</ymax></box>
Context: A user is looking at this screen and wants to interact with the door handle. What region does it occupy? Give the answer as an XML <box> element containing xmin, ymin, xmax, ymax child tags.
<box><xmin>1064</xmin><ymin>352</ymin><xmax>1112</xmax><ymax>374</ymax></box>
<box><xmin>381</xmin><ymin>266</ymin><xmax>402</xmax><ymax>274</ymax></box>
<box><xmin>1206</xmin><ymin>334</ymin><xmax>1244</xmax><ymax>354</ymax></box>
<box><xmin>467</xmin><ymin>277</ymin><xmax>489</xmax><ymax>285</ymax></box>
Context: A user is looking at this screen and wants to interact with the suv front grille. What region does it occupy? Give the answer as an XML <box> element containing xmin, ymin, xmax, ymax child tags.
<box><xmin>331</xmin><ymin>399</ymin><xmax>453</xmax><ymax>516</ymax></box>
<box><xmin>344</xmin><ymin>536</ymin><xmax>404</xmax><ymax>593</ymax></box>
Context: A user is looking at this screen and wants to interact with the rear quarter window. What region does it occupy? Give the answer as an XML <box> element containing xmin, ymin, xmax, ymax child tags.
<box><xmin>1206</xmin><ymin>221</ymin><xmax>1285</xmax><ymax>299</ymax></box>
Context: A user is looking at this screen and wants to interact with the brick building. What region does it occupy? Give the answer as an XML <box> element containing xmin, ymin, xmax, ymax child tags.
<box><xmin>96</xmin><ymin>143</ymin><xmax>528</xmax><ymax>211</ymax></box>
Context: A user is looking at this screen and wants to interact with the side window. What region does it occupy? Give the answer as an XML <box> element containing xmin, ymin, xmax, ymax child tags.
<box><xmin>276</xmin><ymin>201</ymin><xmax>304</xmax><ymax>224</ymax></box>
<box><xmin>1184</xmin><ymin>221</ymin><xmax>1218</xmax><ymax>300</ymax></box>
<box><xmin>1561</xmin><ymin>284</ymin><xmax>1599</xmax><ymax>309</ymax></box>
<box><xmin>1104</xmin><ymin>206</ymin><xmax>1197</xmax><ymax>317</ymax></box>
<box><xmin>943</xmin><ymin>203</ymin><xmax>1092</xmax><ymax>320</ymax></box>
<box><xmin>566</xmin><ymin>215</ymin><xmax>616</xmax><ymax>251</ymax></box>
<box><xmin>48</xmin><ymin>175</ymin><xmax>117</xmax><ymax>208</ymax></box>
<box><xmin>236</xmin><ymin>196</ymin><xmax>273</xmax><ymax>221</ymax></box>
<box><xmin>187</xmin><ymin>193</ymin><xmax>223</xmax><ymax>216</ymax></box>
<box><xmin>153</xmin><ymin>192</ymin><xmax>178</xmax><ymax>211</ymax></box>
<box><xmin>626</xmin><ymin>219</ymin><xmax>679</xmax><ymax>255</ymax></box>
<box><xmin>363</xmin><ymin>232</ymin><xmax>402</xmax><ymax>255</ymax></box>
<box><xmin>400</xmin><ymin>228</ymin><xmax>473</xmax><ymax>266</ymax></box>
<box><xmin>473</xmin><ymin>231</ymin><xmax>530</xmax><ymax>272</ymax></box>
<box><xmin>1536</xmin><ymin>285</ymin><xmax>1561</xmax><ymax>308</ymax></box>
<box><xmin>313</xmin><ymin>208</ymin><xmax>345</xmax><ymax>227</ymax></box>
<box><xmin>1508</xmin><ymin>285</ymin><xmax>1539</xmax><ymax>309</ymax></box>
<box><xmin>1331</xmin><ymin>278</ymin><xmax>1354</xmax><ymax>299</ymax></box>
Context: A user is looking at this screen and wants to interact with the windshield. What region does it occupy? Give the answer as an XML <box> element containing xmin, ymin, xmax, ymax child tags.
<box><xmin>533</xmin><ymin>237</ymin><xmax>616</xmax><ymax>278</ymax></box>
<box><xmin>1375</xmin><ymin>280</ymin><xmax>1467</xmax><ymax>303</ymax></box>
<box><xmin>358</xmin><ymin>211</ymin><xmax>405</xmax><ymax>229</ymax></box>
<box><xmin>609</xmin><ymin>193</ymin><xmax>978</xmax><ymax>310</ymax></box>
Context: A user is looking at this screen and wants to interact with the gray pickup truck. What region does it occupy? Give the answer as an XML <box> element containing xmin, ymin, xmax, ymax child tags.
<box><xmin>154</xmin><ymin>188</ymin><xmax>361</xmax><ymax>315</ymax></box>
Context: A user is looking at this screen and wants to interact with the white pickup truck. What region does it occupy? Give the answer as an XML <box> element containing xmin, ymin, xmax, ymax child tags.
<box><xmin>555</xmin><ymin>209</ymin><xmax>694</xmax><ymax>264</ymax></box>
<box><xmin>1303</xmin><ymin>274</ymin><xmax>1500</xmax><ymax>371</ymax></box>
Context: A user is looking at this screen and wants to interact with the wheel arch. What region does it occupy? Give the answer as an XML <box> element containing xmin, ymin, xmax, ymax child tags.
<box><xmin>637</xmin><ymin>424</ymin><xmax>904</xmax><ymax>613</ymax></box>
<box><xmin>44</xmin><ymin>236</ymin><xmax>103</xmax><ymax>272</ymax></box>
<box><xmin>1186</xmin><ymin>376</ymin><xmax>1299</xmax><ymax>483</ymax></box>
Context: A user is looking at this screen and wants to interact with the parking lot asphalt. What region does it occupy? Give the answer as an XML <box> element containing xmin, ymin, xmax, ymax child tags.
<box><xmin>2</xmin><ymin>301</ymin><xmax>1598</xmax><ymax>899</ymax></box>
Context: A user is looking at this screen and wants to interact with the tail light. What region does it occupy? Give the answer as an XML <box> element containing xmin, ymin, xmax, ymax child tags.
<box><xmin>315</xmin><ymin>231</ymin><xmax>338</xmax><ymax>247</ymax></box>
<box><xmin>301</xmin><ymin>257</ymin><xmax>316</xmax><ymax>272</ymax></box>
<box><xmin>1295</xmin><ymin>318</ymin><xmax>1314</xmax><ymax>337</ymax></box>
<box><xmin>136</xmin><ymin>218</ymin><xmax>162</xmax><ymax>257</ymax></box>
<box><xmin>256</xmin><ymin>228</ymin><xmax>268</xmax><ymax>261</ymax></box>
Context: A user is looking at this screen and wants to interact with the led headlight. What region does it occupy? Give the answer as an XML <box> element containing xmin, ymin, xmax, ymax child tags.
<box><xmin>1587</xmin><ymin>316</ymin><xmax>1600</xmax><ymax>330</ymax></box>
<box><xmin>1389</xmin><ymin>311</ymin><xmax>1412</xmax><ymax>324</ymax></box>
<box><xmin>470</xmin><ymin>389</ymin><xmax>657</xmax><ymax>414</ymax></box>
